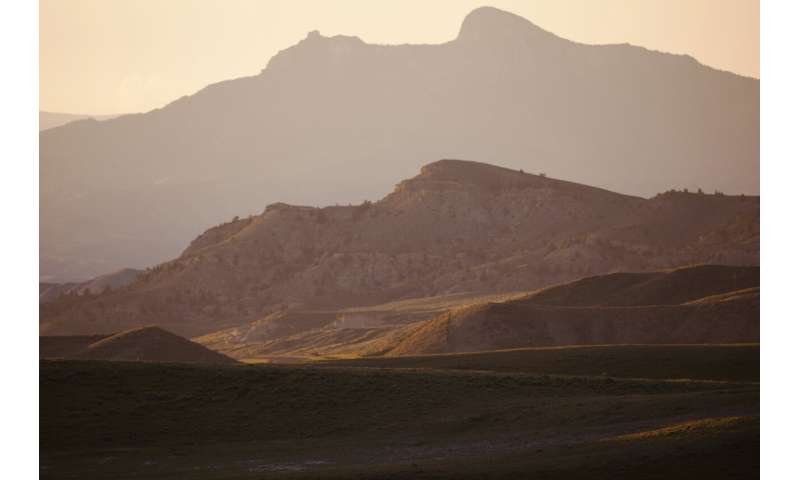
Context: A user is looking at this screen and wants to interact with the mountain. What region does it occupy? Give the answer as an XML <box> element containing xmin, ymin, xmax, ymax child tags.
<box><xmin>39</xmin><ymin>111</ymin><xmax>119</xmax><ymax>131</ymax></box>
<box><xmin>508</xmin><ymin>264</ymin><xmax>760</xmax><ymax>307</ymax></box>
<box><xmin>386</xmin><ymin>266</ymin><xmax>759</xmax><ymax>355</ymax></box>
<box><xmin>194</xmin><ymin>290</ymin><xmax>527</xmax><ymax>360</ymax></box>
<box><xmin>39</xmin><ymin>268</ymin><xmax>143</xmax><ymax>303</ymax></box>
<box><xmin>40</xmin><ymin>160</ymin><xmax>759</xmax><ymax>338</ymax></box>
<box><xmin>40</xmin><ymin>326</ymin><xmax>237</xmax><ymax>364</ymax></box>
<box><xmin>388</xmin><ymin>288</ymin><xmax>759</xmax><ymax>355</ymax></box>
<box><xmin>40</xmin><ymin>6</ymin><xmax>759</xmax><ymax>282</ymax></box>
<box><xmin>194</xmin><ymin>265</ymin><xmax>759</xmax><ymax>360</ymax></box>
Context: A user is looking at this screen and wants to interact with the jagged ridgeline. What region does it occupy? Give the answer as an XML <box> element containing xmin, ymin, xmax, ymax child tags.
<box><xmin>40</xmin><ymin>6</ymin><xmax>758</xmax><ymax>282</ymax></box>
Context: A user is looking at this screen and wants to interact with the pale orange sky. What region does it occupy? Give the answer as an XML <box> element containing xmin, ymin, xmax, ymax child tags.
<box><xmin>40</xmin><ymin>0</ymin><xmax>759</xmax><ymax>115</ymax></box>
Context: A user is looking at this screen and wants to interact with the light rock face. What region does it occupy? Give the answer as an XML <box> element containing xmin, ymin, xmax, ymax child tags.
<box><xmin>40</xmin><ymin>6</ymin><xmax>759</xmax><ymax>282</ymax></box>
<box><xmin>40</xmin><ymin>160</ymin><xmax>759</xmax><ymax>338</ymax></box>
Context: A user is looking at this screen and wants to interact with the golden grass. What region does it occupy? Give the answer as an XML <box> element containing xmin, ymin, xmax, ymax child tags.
<box><xmin>607</xmin><ymin>416</ymin><xmax>756</xmax><ymax>442</ymax></box>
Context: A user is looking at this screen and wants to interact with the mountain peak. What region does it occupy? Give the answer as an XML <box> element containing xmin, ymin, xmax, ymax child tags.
<box><xmin>297</xmin><ymin>29</ymin><xmax>365</xmax><ymax>48</ymax></box>
<box><xmin>261</xmin><ymin>29</ymin><xmax>366</xmax><ymax>73</ymax></box>
<box><xmin>457</xmin><ymin>6</ymin><xmax>556</xmax><ymax>43</ymax></box>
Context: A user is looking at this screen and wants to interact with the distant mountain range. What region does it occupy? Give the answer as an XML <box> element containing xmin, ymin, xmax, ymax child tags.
<box><xmin>39</xmin><ymin>111</ymin><xmax>120</xmax><ymax>131</ymax></box>
<box><xmin>40</xmin><ymin>159</ymin><xmax>759</xmax><ymax>338</ymax></box>
<box><xmin>40</xmin><ymin>6</ymin><xmax>759</xmax><ymax>282</ymax></box>
<box><xmin>39</xmin><ymin>268</ymin><xmax>143</xmax><ymax>303</ymax></box>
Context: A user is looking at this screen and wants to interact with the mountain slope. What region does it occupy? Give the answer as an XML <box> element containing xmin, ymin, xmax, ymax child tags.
<box><xmin>387</xmin><ymin>290</ymin><xmax>758</xmax><ymax>356</ymax></box>
<box><xmin>70</xmin><ymin>326</ymin><xmax>237</xmax><ymax>364</ymax></box>
<box><xmin>384</xmin><ymin>265</ymin><xmax>759</xmax><ymax>356</ymax></box>
<box><xmin>40</xmin><ymin>160</ymin><xmax>758</xmax><ymax>337</ymax></box>
<box><xmin>40</xmin><ymin>6</ymin><xmax>759</xmax><ymax>281</ymax></box>
<box><xmin>518</xmin><ymin>264</ymin><xmax>759</xmax><ymax>307</ymax></box>
<box><xmin>193</xmin><ymin>291</ymin><xmax>527</xmax><ymax>360</ymax></box>
<box><xmin>191</xmin><ymin>265</ymin><xmax>759</xmax><ymax>360</ymax></box>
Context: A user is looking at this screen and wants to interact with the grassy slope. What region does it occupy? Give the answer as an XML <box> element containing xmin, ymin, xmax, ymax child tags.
<box><xmin>194</xmin><ymin>290</ymin><xmax>528</xmax><ymax>357</ymax></box>
<box><xmin>319</xmin><ymin>344</ymin><xmax>760</xmax><ymax>382</ymax></box>
<box><xmin>387</xmin><ymin>289</ymin><xmax>759</xmax><ymax>355</ymax></box>
<box><xmin>196</xmin><ymin>265</ymin><xmax>759</xmax><ymax>361</ymax></box>
<box><xmin>41</xmin><ymin>355</ymin><xmax>758</xmax><ymax>479</ymax></box>
<box><xmin>520</xmin><ymin>264</ymin><xmax>759</xmax><ymax>307</ymax></box>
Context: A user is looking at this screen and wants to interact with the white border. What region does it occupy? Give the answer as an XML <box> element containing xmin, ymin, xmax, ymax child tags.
<box><xmin>0</xmin><ymin>0</ymin><xmax>39</xmax><ymax>478</ymax></box>
<box><xmin>761</xmin><ymin>1</ymin><xmax>800</xmax><ymax>478</ymax></box>
<box><xmin>3</xmin><ymin>1</ymin><xmax>797</xmax><ymax>478</ymax></box>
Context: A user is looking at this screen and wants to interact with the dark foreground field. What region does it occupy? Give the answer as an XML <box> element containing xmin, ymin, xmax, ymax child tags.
<box><xmin>320</xmin><ymin>344</ymin><xmax>760</xmax><ymax>382</ymax></box>
<box><xmin>41</xmin><ymin>345</ymin><xmax>759</xmax><ymax>479</ymax></box>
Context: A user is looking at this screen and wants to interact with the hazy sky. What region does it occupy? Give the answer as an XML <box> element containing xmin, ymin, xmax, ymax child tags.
<box><xmin>40</xmin><ymin>0</ymin><xmax>759</xmax><ymax>115</ymax></box>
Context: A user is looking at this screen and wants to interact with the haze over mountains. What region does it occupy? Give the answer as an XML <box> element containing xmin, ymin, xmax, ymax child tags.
<box><xmin>39</xmin><ymin>268</ymin><xmax>142</xmax><ymax>303</ymax></box>
<box><xmin>40</xmin><ymin>6</ymin><xmax>759</xmax><ymax>282</ymax></box>
<box><xmin>40</xmin><ymin>159</ymin><xmax>759</xmax><ymax>339</ymax></box>
<box><xmin>39</xmin><ymin>111</ymin><xmax>120</xmax><ymax>131</ymax></box>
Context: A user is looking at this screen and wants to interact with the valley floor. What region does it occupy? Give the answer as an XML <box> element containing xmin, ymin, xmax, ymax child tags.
<box><xmin>40</xmin><ymin>345</ymin><xmax>759</xmax><ymax>479</ymax></box>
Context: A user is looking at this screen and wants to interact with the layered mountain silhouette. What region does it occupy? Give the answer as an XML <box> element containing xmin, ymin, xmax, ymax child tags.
<box><xmin>40</xmin><ymin>6</ymin><xmax>759</xmax><ymax>282</ymax></box>
<box><xmin>40</xmin><ymin>160</ymin><xmax>759</xmax><ymax>338</ymax></box>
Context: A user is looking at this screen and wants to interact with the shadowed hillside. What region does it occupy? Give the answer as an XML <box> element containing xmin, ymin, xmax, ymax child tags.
<box><xmin>186</xmin><ymin>265</ymin><xmax>758</xmax><ymax>362</ymax></box>
<box><xmin>387</xmin><ymin>288</ymin><xmax>758</xmax><ymax>356</ymax></box>
<box><xmin>40</xmin><ymin>326</ymin><xmax>237</xmax><ymax>364</ymax></box>
<box><xmin>515</xmin><ymin>264</ymin><xmax>759</xmax><ymax>307</ymax></box>
<box><xmin>40</xmin><ymin>161</ymin><xmax>759</xmax><ymax>337</ymax></box>
<box><xmin>194</xmin><ymin>291</ymin><xmax>528</xmax><ymax>360</ymax></box>
<box><xmin>40</xmin><ymin>6</ymin><xmax>759</xmax><ymax>282</ymax></box>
